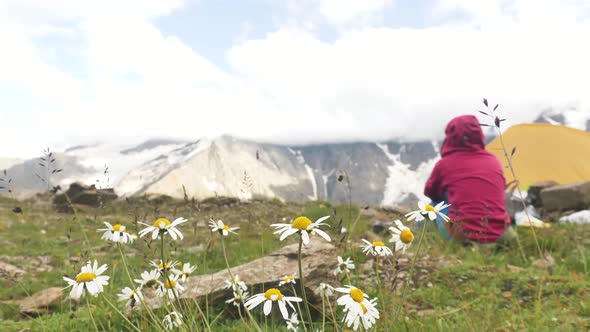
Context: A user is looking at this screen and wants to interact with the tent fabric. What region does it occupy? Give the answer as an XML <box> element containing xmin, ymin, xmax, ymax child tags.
<box><xmin>486</xmin><ymin>123</ymin><xmax>590</xmax><ymax>188</ymax></box>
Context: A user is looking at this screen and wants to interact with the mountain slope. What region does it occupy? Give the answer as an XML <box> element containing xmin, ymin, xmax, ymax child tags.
<box><xmin>1</xmin><ymin>136</ymin><xmax>441</xmax><ymax>206</ymax></box>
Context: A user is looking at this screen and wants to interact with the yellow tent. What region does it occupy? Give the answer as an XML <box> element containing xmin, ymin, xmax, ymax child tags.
<box><xmin>486</xmin><ymin>123</ymin><xmax>590</xmax><ymax>189</ymax></box>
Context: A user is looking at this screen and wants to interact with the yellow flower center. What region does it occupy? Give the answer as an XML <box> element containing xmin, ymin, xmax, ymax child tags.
<box><xmin>425</xmin><ymin>205</ymin><xmax>435</xmax><ymax>212</ymax></box>
<box><xmin>158</xmin><ymin>262</ymin><xmax>172</xmax><ymax>270</ymax></box>
<box><xmin>284</xmin><ymin>275</ymin><xmax>294</xmax><ymax>283</ymax></box>
<box><xmin>76</xmin><ymin>272</ymin><xmax>96</xmax><ymax>283</ymax></box>
<box><xmin>400</xmin><ymin>229</ymin><xmax>414</xmax><ymax>244</ymax></box>
<box><xmin>165</xmin><ymin>280</ymin><xmax>176</xmax><ymax>289</ymax></box>
<box><xmin>350</xmin><ymin>288</ymin><xmax>364</xmax><ymax>303</ymax></box>
<box><xmin>153</xmin><ymin>218</ymin><xmax>171</xmax><ymax>228</ymax></box>
<box><xmin>372</xmin><ymin>241</ymin><xmax>384</xmax><ymax>247</ymax></box>
<box><xmin>223</xmin><ymin>225</ymin><xmax>229</xmax><ymax>231</ymax></box>
<box><xmin>264</xmin><ymin>288</ymin><xmax>283</xmax><ymax>301</ymax></box>
<box><xmin>112</xmin><ymin>224</ymin><xmax>123</xmax><ymax>232</ymax></box>
<box><xmin>291</xmin><ymin>216</ymin><xmax>312</xmax><ymax>231</ymax></box>
<box><xmin>360</xmin><ymin>303</ymin><xmax>368</xmax><ymax>314</ymax></box>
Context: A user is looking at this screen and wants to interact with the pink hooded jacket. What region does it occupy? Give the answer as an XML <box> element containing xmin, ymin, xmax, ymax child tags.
<box><xmin>424</xmin><ymin>115</ymin><xmax>510</xmax><ymax>243</ymax></box>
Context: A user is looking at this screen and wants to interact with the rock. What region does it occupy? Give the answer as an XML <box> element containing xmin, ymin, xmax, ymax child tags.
<box><xmin>540</xmin><ymin>181</ymin><xmax>590</xmax><ymax>212</ymax></box>
<box><xmin>381</xmin><ymin>205</ymin><xmax>411</xmax><ymax>216</ymax></box>
<box><xmin>506</xmin><ymin>264</ymin><xmax>524</xmax><ymax>273</ymax></box>
<box><xmin>53</xmin><ymin>182</ymin><xmax>117</xmax><ymax>213</ymax></box>
<box><xmin>0</xmin><ymin>261</ymin><xmax>25</xmax><ymax>279</ymax></box>
<box><xmin>371</xmin><ymin>219</ymin><xmax>390</xmax><ymax>234</ymax></box>
<box><xmin>532</xmin><ymin>255</ymin><xmax>555</xmax><ymax>272</ymax></box>
<box><xmin>18</xmin><ymin>287</ymin><xmax>63</xmax><ymax>316</ymax></box>
<box><xmin>528</xmin><ymin>181</ymin><xmax>559</xmax><ymax>208</ymax></box>
<box><xmin>137</xmin><ymin>240</ymin><xmax>338</xmax><ymax>313</ymax></box>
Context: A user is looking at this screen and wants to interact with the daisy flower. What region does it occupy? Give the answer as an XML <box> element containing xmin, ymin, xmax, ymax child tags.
<box><xmin>405</xmin><ymin>201</ymin><xmax>451</xmax><ymax>222</ymax></box>
<box><xmin>156</xmin><ymin>274</ymin><xmax>185</xmax><ymax>299</ymax></box>
<box><xmin>134</xmin><ymin>269</ymin><xmax>161</xmax><ymax>288</ymax></box>
<box><xmin>150</xmin><ymin>260</ymin><xmax>181</xmax><ymax>276</ymax></box>
<box><xmin>278</xmin><ymin>273</ymin><xmax>297</xmax><ymax>286</ymax></box>
<box><xmin>225</xmin><ymin>290</ymin><xmax>249</xmax><ymax>306</ymax></box>
<box><xmin>224</xmin><ymin>275</ymin><xmax>248</xmax><ymax>293</ymax></box>
<box><xmin>162</xmin><ymin>311</ymin><xmax>183</xmax><ymax>330</ymax></box>
<box><xmin>314</xmin><ymin>282</ymin><xmax>335</xmax><ymax>298</ymax></box>
<box><xmin>97</xmin><ymin>222</ymin><xmax>137</xmax><ymax>244</ymax></box>
<box><xmin>389</xmin><ymin>220</ymin><xmax>415</xmax><ymax>252</ymax></box>
<box><xmin>335</xmin><ymin>285</ymin><xmax>380</xmax><ymax>331</ymax></box>
<box><xmin>63</xmin><ymin>260</ymin><xmax>110</xmax><ymax>299</ymax></box>
<box><xmin>361</xmin><ymin>239</ymin><xmax>393</xmax><ymax>256</ymax></box>
<box><xmin>177</xmin><ymin>262</ymin><xmax>197</xmax><ymax>282</ymax></box>
<box><xmin>271</xmin><ymin>215</ymin><xmax>331</xmax><ymax>245</ymax></box>
<box><xmin>208</xmin><ymin>219</ymin><xmax>239</xmax><ymax>236</ymax></box>
<box><xmin>334</xmin><ymin>256</ymin><xmax>355</xmax><ymax>276</ymax></box>
<box><xmin>138</xmin><ymin>217</ymin><xmax>187</xmax><ymax>240</ymax></box>
<box><xmin>245</xmin><ymin>288</ymin><xmax>302</xmax><ymax>320</ymax></box>
<box><xmin>117</xmin><ymin>287</ymin><xmax>143</xmax><ymax>307</ymax></box>
<box><xmin>343</xmin><ymin>297</ymin><xmax>380</xmax><ymax>331</ymax></box>
<box><xmin>285</xmin><ymin>312</ymin><xmax>300</xmax><ymax>331</ymax></box>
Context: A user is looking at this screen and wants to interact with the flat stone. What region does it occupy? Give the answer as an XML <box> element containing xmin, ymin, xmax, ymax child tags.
<box><xmin>540</xmin><ymin>181</ymin><xmax>590</xmax><ymax>212</ymax></box>
<box><xmin>137</xmin><ymin>240</ymin><xmax>338</xmax><ymax>312</ymax></box>
<box><xmin>18</xmin><ymin>287</ymin><xmax>63</xmax><ymax>316</ymax></box>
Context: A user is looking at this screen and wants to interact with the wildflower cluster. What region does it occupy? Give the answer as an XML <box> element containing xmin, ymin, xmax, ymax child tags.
<box><xmin>61</xmin><ymin>196</ymin><xmax>449</xmax><ymax>331</ymax></box>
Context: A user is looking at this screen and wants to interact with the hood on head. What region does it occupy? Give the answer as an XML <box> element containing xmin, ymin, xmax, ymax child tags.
<box><xmin>441</xmin><ymin>115</ymin><xmax>486</xmax><ymax>157</ymax></box>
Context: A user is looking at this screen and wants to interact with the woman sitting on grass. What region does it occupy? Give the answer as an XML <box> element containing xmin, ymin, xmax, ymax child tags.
<box><xmin>424</xmin><ymin>114</ymin><xmax>512</xmax><ymax>244</ymax></box>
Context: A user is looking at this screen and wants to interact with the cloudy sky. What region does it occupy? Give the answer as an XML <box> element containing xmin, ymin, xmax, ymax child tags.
<box><xmin>1</xmin><ymin>0</ymin><xmax>590</xmax><ymax>158</ymax></box>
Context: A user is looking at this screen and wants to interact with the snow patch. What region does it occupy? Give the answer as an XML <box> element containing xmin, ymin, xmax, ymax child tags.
<box><xmin>303</xmin><ymin>164</ymin><xmax>318</xmax><ymax>200</ymax></box>
<box><xmin>376</xmin><ymin>143</ymin><xmax>436</xmax><ymax>206</ymax></box>
<box><xmin>116</xmin><ymin>139</ymin><xmax>211</xmax><ymax>195</ymax></box>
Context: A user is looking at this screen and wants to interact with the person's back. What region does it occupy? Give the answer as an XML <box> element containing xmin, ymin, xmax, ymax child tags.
<box><xmin>424</xmin><ymin>115</ymin><xmax>510</xmax><ymax>243</ymax></box>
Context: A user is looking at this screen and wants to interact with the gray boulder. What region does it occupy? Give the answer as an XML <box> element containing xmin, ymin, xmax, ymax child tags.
<box><xmin>135</xmin><ymin>240</ymin><xmax>338</xmax><ymax>314</ymax></box>
<box><xmin>540</xmin><ymin>181</ymin><xmax>590</xmax><ymax>212</ymax></box>
<box><xmin>527</xmin><ymin>181</ymin><xmax>559</xmax><ymax>208</ymax></box>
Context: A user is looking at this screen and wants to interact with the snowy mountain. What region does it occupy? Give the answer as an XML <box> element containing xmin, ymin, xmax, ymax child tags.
<box><xmin>534</xmin><ymin>106</ymin><xmax>590</xmax><ymax>131</ymax></box>
<box><xmin>1</xmin><ymin>136</ymin><xmax>438</xmax><ymax>207</ymax></box>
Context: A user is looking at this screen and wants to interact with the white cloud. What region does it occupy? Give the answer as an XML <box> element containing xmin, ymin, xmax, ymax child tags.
<box><xmin>318</xmin><ymin>0</ymin><xmax>393</xmax><ymax>25</ymax></box>
<box><xmin>1</xmin><ymin>0</ymin><xmax>590</xmax><ymax>159</ymax></box>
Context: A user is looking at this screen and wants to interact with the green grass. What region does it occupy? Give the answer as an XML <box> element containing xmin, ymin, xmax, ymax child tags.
<box><xmin>0</xmin><ymin>195</ymin><xmax>588</xmax><ymax>331</ymax></box>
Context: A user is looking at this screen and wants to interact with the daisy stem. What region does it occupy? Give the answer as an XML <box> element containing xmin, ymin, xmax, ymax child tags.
<box><xmin>345</xmin><ymin>271</ymin><xmax>353</xmax><ymax>285</ymax></box>
<box><xmin>85</xmin><ymin>296</ymin><xmax>99</xmax><ymax>332</ymax></box>
<box><xmin>160</xmin><ymin>236</ymin><xmax>195</xmax><ymax>330</ymax></box>
<box><xmin>117</xmin><ymin>243</ymin><xmax>134</xmax><ymax>285</ymax></box>
<box><xmin>101</xmin><ymin>294</ymin><xmax>142</xmax><ymax>332</ymax></box>
<box><xmin>395</xmin><ymin>221</ymin><xmax>427</xmax><ymax>319</ymax></box>
<box><xmin>221</xmin><ymin>237</ymin><xmax>262</xmax><ymax>332</ymax></box>
<box><xmin>236</xmin><ymin>304</ymin><xmax>253</xmax><ymax>332</ymax></box>
<box><xmin>298</xmin><ymin>236</ymin><xmax>313</xmax><ymax>329</ymax></box>
<box><xmin>375</xmin><ymin>255</ymin><xmax>385</xmax><ymax>313</ymax></box>
<box><xmin>321</xmin><ymin>295</ymin><xmax>326</xmax><ymax>332</ymax></box>
<box><xmin>326</xmin><ymin>295</ymin><xmax>339</xmax><ymax>332</ymax></box>
<box><xmin>116</xmin><ymin>244</ymin><xmax>162</xmax><ymax>328</ymax></box>
<box><xmin>290</xmin><ymin>284</ymin><xmax>308</xmax><ymax>332</ymax></box>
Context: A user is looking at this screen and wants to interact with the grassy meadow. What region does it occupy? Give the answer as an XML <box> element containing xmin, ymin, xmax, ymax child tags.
<box><xmin>0</xmin><ymin>194</ymin><xmax>588</xmax><ymax>331</ymax></box>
